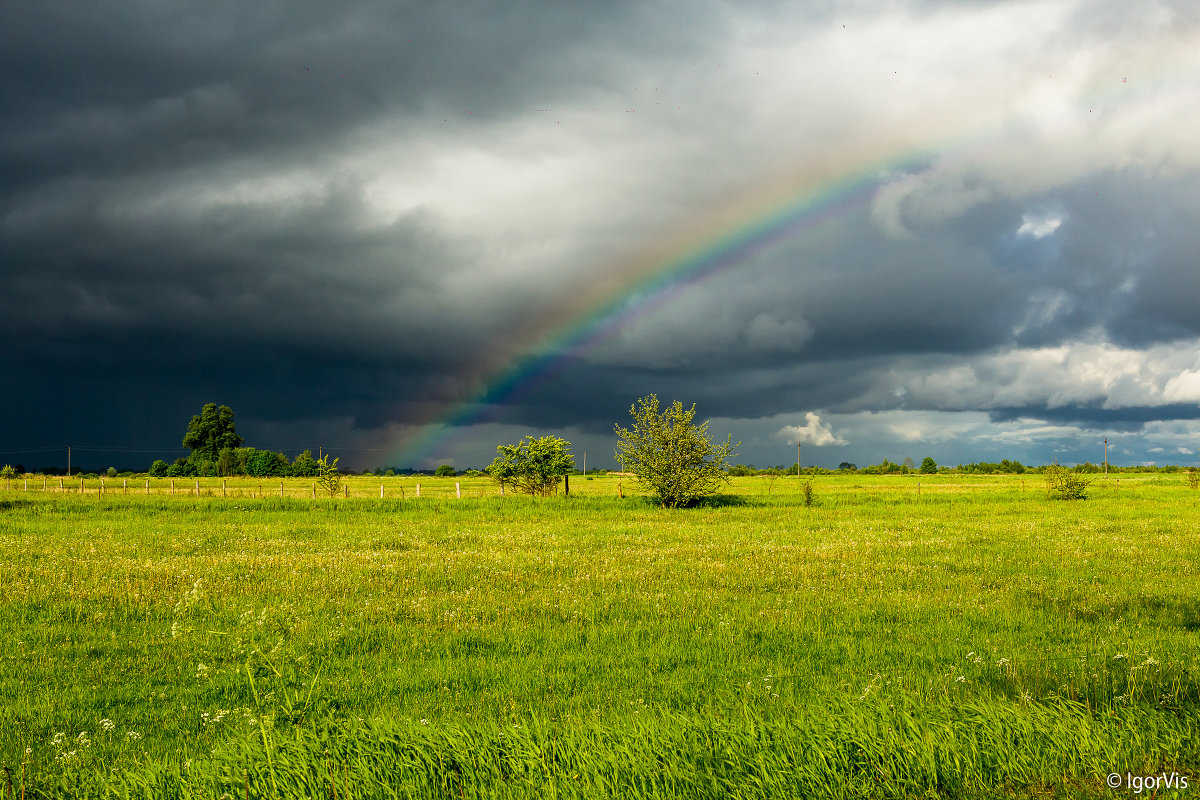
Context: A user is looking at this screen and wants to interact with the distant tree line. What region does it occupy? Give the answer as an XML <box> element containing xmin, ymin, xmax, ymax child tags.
<box><xmin>149</xmin><ymin>447</ymin><xmax>324</xmax><ymax>478</ymax></box>
<box><xmin>147</xmin><ymin>403</ymin><xmax>328</xmax><ymax>478</ymax></box>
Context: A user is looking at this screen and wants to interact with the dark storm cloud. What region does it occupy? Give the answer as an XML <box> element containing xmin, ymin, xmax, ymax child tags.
<box><xmin>1</xmin><ymin>1</ymin><xmax>716</xmax><ymax>186</ymax></box>
<box><xmin>2</xmin><ymin>0</ymin><xmax>1199</xmax><ymax>470</ymax></box>
<box><xmin>989</xmin><ymin>404</ymin><xmax>1200</xmax><ymax>430</ymax></box>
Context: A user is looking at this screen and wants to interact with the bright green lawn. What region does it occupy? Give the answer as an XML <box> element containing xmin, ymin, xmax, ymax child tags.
<box><xmin>1</xmin><ymin>474</ymin><xmax>1197</xmax><ymax>797</ymax></box>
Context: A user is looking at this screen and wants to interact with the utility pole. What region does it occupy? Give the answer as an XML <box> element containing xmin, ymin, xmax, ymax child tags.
<box><xmin>583</xmin><ymin>451</ymin><xmax>587</xmax><ymax>477</ymax></box>
<box><xmin>1103</xmin><ymin>437</ymin><xmax>1108</xmax><ymax>475</ymax></box>
<box><xmin>67</xmin><ymin>445</ymin><xmax>71</xmax><ymax>477</ymax></box>
<box><xmin>796</xmin><ymin>442</ymin><xmax>802</xmax><ymax>477</ymax></box>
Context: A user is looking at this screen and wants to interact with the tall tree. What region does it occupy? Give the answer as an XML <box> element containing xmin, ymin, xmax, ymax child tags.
<box><xmin>182</xmin><ymin>403</ymin><xmax>244</xmax><ymax>465</ymax></box>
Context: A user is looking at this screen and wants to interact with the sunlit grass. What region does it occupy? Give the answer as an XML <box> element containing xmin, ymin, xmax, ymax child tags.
<box><xmin>1</xmin><ymin>474</ymin><xmax>1197</xmax><ymax>797</ymax></box>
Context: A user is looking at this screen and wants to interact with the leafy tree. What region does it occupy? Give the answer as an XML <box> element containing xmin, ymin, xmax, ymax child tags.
<box><xmin>863</xmin><ymin>459</ymin><xmax>907</xmax><ymax>475</ymax></box>
<box><xmin>488</xmin><ymin>436</ymin><xmax>574</xmax><ymax>496</ymax></box>
<box><xmin>148</xmin><ymin>459</ymin><xmax>168</xmax><ymax>477</ymax></box>
<box><xmin>106</xmin><ymin>467</ymin><xmax>118</xmax><ymax>478</ymax></box>
<box><xmin>216</xmin><ymin>447</ymin><xmax>238</xmax><ymax>477</ymax></box>
<box><xmin>919</xmin><ymin>456</ymin><xmax>938</xmax><ymax>474</ymax></box>
<box><xmin>317</xmin><ymin>455</ymin><xmax>342</xmax><ymax>497</ymax></box>
<box><xmin>244</xmin><ymin>449</ymin><xmax>288</xmax><ymax>477</ymax></box>
<box><xmin>166</xmin><ymin>457</ymin><xmax>197</xmax><ymax>478</ymax></box>
<box><xmin>434</xmin><ymin>464</ymin><xmax>457</xmax><ymax>477</ymax></box>
<box><xmin>0</xmin><ymin>465</ymin><xmax>16</xmax><ymax>479</ymax></box>
<box><xmin>613</xmin><ymin>395</ymin><xmax>738</xmax><ymax>508</ymax></box>
<box><xmin>289</xmin><ymin>450</ymin><xmax>319</xmax><ymax>478</ymax></box>
<box><xmin>838</xmin><ymin>462</ymin><xmax>857</xmax><ymax>471</ymax></box>
<box><xmin>182</xmin><ymin>403</ymin><xmax>244</xmax><ymax>465</ymax></box>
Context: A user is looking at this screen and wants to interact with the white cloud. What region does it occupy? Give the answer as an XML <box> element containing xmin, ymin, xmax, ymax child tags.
<box><xmin>775</xmin><ymin>412</ymin><xmax>846</xmax><ymax>446</ymax></box>
<box><xmin>864</xmin><ymin>337</ymin><xmax>1200</xmax><ymax>413</ymax></box>
<box><xmin>1016</xmin><ymin>212</ymin><xmax>1063</xmax><ymax>239</ymax></box>
<box><xmin>1163</xmin><ymin>369</ymin><xmax>1200</xmax><ymax>402</ymax></box>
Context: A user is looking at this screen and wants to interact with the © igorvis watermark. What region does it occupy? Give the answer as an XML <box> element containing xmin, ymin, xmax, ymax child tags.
<box><xmin>1106</xmin><ymin>771</ymin><xmax>1189</xmax><ymax>793</ymax></box>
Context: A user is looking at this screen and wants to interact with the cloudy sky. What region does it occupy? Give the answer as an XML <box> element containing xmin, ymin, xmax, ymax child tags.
<box><xmin>3</xmin><ymin>0</ymin><xmax>1200</xmax><ymax>472</ymax></box>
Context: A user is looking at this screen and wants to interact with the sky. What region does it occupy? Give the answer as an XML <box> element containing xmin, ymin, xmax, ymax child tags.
<box><xmin>2</xmin><ymin>0</ymin><xmax>1200</xmax><ymax>473</ymax></box>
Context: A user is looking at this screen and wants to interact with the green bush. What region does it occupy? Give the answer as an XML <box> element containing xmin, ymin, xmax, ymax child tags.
<box><xmin>614</xmin><ymin>395</ymin><xmax>736</xmax><ymax>508</ymax></box>
<box><xmin>1044</xmin><ymin>465</ymin><xmax>1092</xmax><ymax>500</ymax></box>
<box><xmin>488</xmin><ymin>436</ymin><xmax>574</xmax><ymax>496</ymax></box>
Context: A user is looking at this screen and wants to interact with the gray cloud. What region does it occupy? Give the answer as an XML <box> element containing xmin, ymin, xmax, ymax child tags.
<box><xmin>3</xmin><ymin>0</ymin><xmax>1199</xmax><ymax>471</ymax></box>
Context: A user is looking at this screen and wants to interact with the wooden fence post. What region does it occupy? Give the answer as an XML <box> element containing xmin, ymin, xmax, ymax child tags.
<box><xmin>343</xmin><ymin>484</ymin><xmax>348</xmax><ymax>498</ymax></box>
<box><xmin>380</xmin><ymin>484</ymin><xmax>384</xmax><ymax>498</ymax></box>
<box><xmin>222</xmin><ymin>479</ymin><xmax>226</xmax><ymax>497</ymax></box>
<box><xmin>195</xmin><ymin>480</ymin><xmax>199</xmax><ymax>496</ymax></box>
<box><xmin>416</xmin><ymin>483</ymin><xmax>420</xmax><ymax>498</ymax></box>
<box><xmin>280</xmin><ymin>482</ymin><xmax>284</xmax><ymax>498</ymax></box>
<box><xmin>456</xmin><ymin>482</ymin><xmax>461</xmax><ymax>498</ymax></box>
<box><xmin>146</xmin><ymin>479</ymin><xmax>149</xmax><ymax>494</ymax></box>
<box><xmin>171</xmin><ymin>479</ymin><xmax>175</xmax><ymax>495</ymax></box>
<box><xmin>312</xmin><ymin>483</ymin><xmax>316</xmax><ymax>499</ymax></box>
<box><xmin>81</xmin><ymin>477</ymin><xmax>85</xmax><ymax>494</ymax></box>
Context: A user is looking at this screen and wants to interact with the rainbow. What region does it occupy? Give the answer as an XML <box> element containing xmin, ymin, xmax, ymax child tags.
<box><xmin>385</xmin><ymin>61</ymin><xmax>1167</xmax><ymax>468</ymax></box>
<box><xmin>385</xmin><ymin>137</ymin><xmax>931</xmax><ymax>468</ymax></box>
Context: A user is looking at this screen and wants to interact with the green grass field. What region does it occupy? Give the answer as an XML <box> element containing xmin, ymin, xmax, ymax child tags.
<box><xmin>1</xmin><ymin>474</ymin><xmax>1197</xmax><ymax>798</ymax></box>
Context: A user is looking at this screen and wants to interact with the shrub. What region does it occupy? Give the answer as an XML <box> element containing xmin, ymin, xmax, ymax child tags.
<box><xmin>1044</xmin><ymin>465</ymin><xmax>1092</xmax><ymax>500</ymax></box>
<box><xmin>434</xmin><ymin>464</ymin><xmax>456</xmax><ymax>477</ymax></box>
<box><xmin>148</xmin><ymin>459</ymin><xmax>168</xmax><ymax>477</ymax></box>
<box><xmin>489</xmin><ymin>436</ymin><xmax>574</xmax><ymax>496</ymax></box>
<box><xmin>317</xmin><ymin>455</ymin><xmax>342</xmax><ymax>497</ymax></box>
<box><xmin>614</xmin><ymin>395</ymin><xmax>737</xmax><ymax>508</ymax></box>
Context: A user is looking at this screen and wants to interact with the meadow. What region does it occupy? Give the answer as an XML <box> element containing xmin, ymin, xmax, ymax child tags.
<box><xmin>1</xmin><ymin>473</ymin><xmax>1197</xmax><ymax>798</ymax></box>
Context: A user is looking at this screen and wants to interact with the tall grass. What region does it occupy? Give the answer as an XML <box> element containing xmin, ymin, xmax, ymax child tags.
<box><xmin>1</xmin><ymin>474</ymin><xmax>1197</xmax><ymax>797</ymax></box>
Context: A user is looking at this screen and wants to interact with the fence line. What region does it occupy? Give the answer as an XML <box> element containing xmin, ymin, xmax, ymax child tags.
<box><xmin>0</xmin><ymin>477</ymin><xmax>585</xmax><ymax>500</ymax></box>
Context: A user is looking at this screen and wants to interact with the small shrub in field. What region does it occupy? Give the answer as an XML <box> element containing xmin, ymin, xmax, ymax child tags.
<box><xmin>488</xmin><ymin>435</ymin><xmax>574</xmax><ymax>496</ymax></box>
<box><xmin>0</xmin><ymin>464</ymin><xmax>16</xmax><ymax>479</ymax></box>
<box><xmin>1186</xmin><ymin>471</ymin><xmax>1200</xmax><ymax>490</ymax></box>
<box><xmin>1044</xmin><ymin>465</ymin><xmax>1091</xmax><ymax>500</ymax></box>
<box><xmin>613</xmin><ymin>394</ymin><xmax>737</xmax><ymax>508</ymax></box>
<box><xmin>317</xmin><ymin>455</ymin><xmax>342</xmax><ymax>497</ymax></box>
<box><xmin>801</xmin><ymin>479</ymin><xmax>814</xmax><ymax>506</ymax></box>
